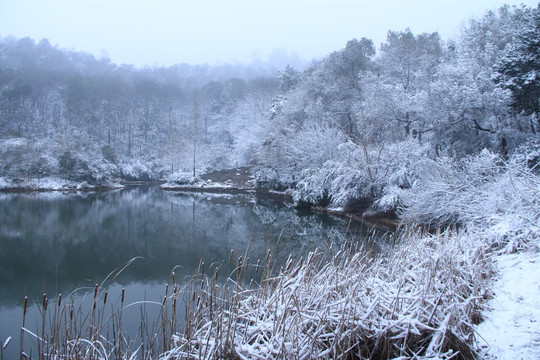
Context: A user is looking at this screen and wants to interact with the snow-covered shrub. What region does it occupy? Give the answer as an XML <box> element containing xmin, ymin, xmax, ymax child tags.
<box><xmin>257</xmin><ymin>120</ymin><xmax>347</xmax><ymax>191</ymax></box>
<box><xmin>101</xmin><ymin>144</ymin><xmax>117</xmax><ymax>164</ymax></box>
<box><xmin>401</xmin><ymin>148</ymin><xmax>540</xmax><ymax>252</ymax></box>
<box><xmin>479</xmin><ymin>154</ymin><xmax>540</xmax><ymax>252</ymax></box>
<box><xmin>367</xmin><ymin>139</ymin><xmax>431</xmax><ymax>210</ymax></box>
<box><xmin>293</xmin><ymin>168</ymin><xmax>331</xmax><ymax>206</ymax></box>
<box><xmin>29</xmin><ymin>155</ymin><xmax>56</xmax><ymax>178</ymax></box>
<box><xmin>57</xmin><ymin>149</ymin><xmax>118</xmax><ymax>183</ymax></box>
<box><xmin>399</xmin><ymin>150</ymin><xmax>503</xmax><ymax>226</ymax></box>
<box><xmin>293</xmin><ymin>161</ymin><xmax>368</xmax><ymax>208</ymax></box>
<box><xmin>57</xmin><ymin>151</ymin><xmax>77</xmax><ymax>176</ymax></box>
<box><xmin>373</xmin><ymin>185</ymin><xmax>403</xmax><ymax>211</ymax></box>
<box><xmin>269</xmin><ymin>95</ymin><xmax>286</xmax><ymax>118</ymax></box>
<box><xmin>85</xmin><ymin>159</ymin><xmax>119</xmax><ymax>183</ymax></box>
<box><xmin>511</xmin><ymin>138</ymin><xmax>540</xmax><ymax>172</ymax></box>
<box><xmin>164</xmin><ymin>171</ymin><xmax>201</xmax><ymax>186</ymax></box>
<box><xmin>255</xmin><ymin>167</ymin><xmax>293</xmax><ymax>191</ymax></box>
<box><xmin>0</xmin><ymin>137</ymin><xmax>35</xmax><ymax>178</ymax></box>
<box><xmin>47</xmin><ymin>130</ymin><xmax>121</xmax><ymax>183</ymax></box>
<box><xmin>327</xmin><ymin>163</ymin><xmax>367</xmax><ymax>207</ymax></box>
<box><xmin>0</xmin><ymin>134</ymin><xmax>122</xmax><ymax>184</ymax></box>
<box><xmin>292</xmin><ymin>139</ymin><xmax>432</xmax><ymax>211</ymax></box>
<box><xmin>118</xmin><ymin>160</ymin><xmax>154</xmax><ymax>181</ymax></box>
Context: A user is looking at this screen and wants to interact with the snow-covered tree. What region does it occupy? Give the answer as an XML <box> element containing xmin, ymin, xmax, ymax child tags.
<box><xmin>495</xmin><ymin>5</ymin><xmax>540</xmax><ymax>119</ymax></box>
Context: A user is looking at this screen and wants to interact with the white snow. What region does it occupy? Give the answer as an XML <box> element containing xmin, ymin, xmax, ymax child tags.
<box><xmin>476</xmin><ymin>251</ymin><xmax>540</xmax><ymax>360</ymax></box>
<box><xmin>0</xmin><ymin>176</ymin><xmax>121</xmax><ymax>191</ymax></box>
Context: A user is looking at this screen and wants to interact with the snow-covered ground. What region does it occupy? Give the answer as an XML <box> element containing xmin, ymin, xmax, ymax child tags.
<box><xmin>0</xmin><ymin>176</ymin><xmax>122</xmax><ymax>191</ymax></box>
<box><xmin>477</xmin><ymin>251</ymin><xmax>540</xmax><ymax>360</ymax></box>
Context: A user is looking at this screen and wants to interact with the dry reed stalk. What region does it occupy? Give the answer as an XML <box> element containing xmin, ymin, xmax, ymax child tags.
<box><xmin>18</xmin><ymin>218</ymin><xmax>503</xmax><ymax>360</ymax></box>
<box><xmin>163</xmin><ymin>228</ymin><xmax>492</xmax><ymax>360</ymax></box>
<box><xmin>16</xmin><ymin>256</ymin><xmax>182</xmax><ymax>359</ymax></box>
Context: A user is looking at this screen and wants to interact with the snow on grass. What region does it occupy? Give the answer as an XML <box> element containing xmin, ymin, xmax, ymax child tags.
<box><xmin>162</xmin><ymin>229</ymin><xmax>491</xmax><ymax>359</ymax></box>
<box><xmin>400</xmin><ymin>149</ymin><xmax>540</xmax><ymax>359</ymax></box>
<box><xmin>476</xmin><ymin>251</ymin><xmax>540</xmax><ymax>360</ymax></box>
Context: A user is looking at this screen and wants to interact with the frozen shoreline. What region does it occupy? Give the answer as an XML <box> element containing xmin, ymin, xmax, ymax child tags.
<box><xmin>0</xmin><ymin>176</ymin><xmax>123</xmax><ymax>192</ymax></box>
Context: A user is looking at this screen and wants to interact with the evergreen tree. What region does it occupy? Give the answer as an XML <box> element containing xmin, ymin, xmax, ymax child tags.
<box><xmin>495</xmin><ymin>6</ymin><xmax>540</xmax><ymax>118</ymax></box>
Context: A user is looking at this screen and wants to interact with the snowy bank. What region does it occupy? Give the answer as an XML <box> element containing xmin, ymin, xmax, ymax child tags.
<box><xmin>399</xmin><ymin>149</ymin><xmax>540</xmax><ymax>359</ymax></box>
<box><xmin>476</xmin><ymin>251</ymin><xmax>540</xmax><ymax>359</ymax></box>
<box><xmin>161</xmin><ymin>168</ymin><xmax>256</xmax><ymax>194</ymax></box>
<box><xmin>0</xmin><ymin>176</ymin><xmax>123</xmax><ymax>192</ymax></box>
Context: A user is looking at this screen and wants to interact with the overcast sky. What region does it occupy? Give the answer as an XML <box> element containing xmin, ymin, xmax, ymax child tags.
<box><xmin>0</xmin><ymin>0</ymin><xmax>538</xmax><ymax>67</ymax></box>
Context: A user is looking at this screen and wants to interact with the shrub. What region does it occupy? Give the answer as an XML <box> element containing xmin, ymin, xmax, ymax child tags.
<box><xmin>58</xmin><ymin>151</ymin><xmax>76</xmax><ymax>175</ymax></box>
<box><xmin>29</xmin><ymin>156</ymin><xmax>54</xmax><ymax>178</ymax></box>
<box><xmin>165</xmin><ymin>171</ymin><xmax>201</xmax><ymax>185</ymax></box>
<box><xmin>400</xmin><ymin>148</ymin><xmax>540</xmax><ymax>253</ymax></box>
<box><xmin>101</xmin><ymin>144</ymin><xmax>117</xmax><ymax>164</ymax></box>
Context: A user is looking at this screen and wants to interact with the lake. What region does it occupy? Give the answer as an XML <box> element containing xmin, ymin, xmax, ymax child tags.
<box><xmin>0</xmin><ymin>186</ymin><xmax>380</xmax><ymax>358</ymax></box>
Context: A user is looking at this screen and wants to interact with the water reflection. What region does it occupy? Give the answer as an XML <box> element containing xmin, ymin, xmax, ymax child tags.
<box><xmin>0</xmin><ymin>186</ymin><xmax>375</xmax><ymax>356</ymax></box>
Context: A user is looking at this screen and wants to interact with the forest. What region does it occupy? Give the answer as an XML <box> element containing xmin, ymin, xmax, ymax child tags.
<box><xmin>1</xmin><ymin>4</ymin><xmax>539</xmax><ymax>215</ymax></box>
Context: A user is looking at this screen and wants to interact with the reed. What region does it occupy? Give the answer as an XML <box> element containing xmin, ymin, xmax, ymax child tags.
<box><xmin>16</xmin><ymin>224</ymin><xmax>496</xmax><ymax>360</ymax></box>
<box><xmin>163</xmin><ymin>228</ymin><xmax>492</xmax><ymax>360</ymax></box>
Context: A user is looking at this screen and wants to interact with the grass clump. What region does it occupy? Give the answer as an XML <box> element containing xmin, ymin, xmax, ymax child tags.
<box><xmin>163</xmin><ymin>229</ymin><xmax>491</xmax><ymax>360</ymax></box>
<box><xmin>17</xmin><ymin>259</ymin><xmax>188</xmax><ymax>359</ymax></box>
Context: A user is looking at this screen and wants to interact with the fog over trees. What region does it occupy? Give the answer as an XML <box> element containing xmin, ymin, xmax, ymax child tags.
<box><xmin>1</xmin><ymin>4</ymin><xmax>538</xmax><ymax>211</ymax></box>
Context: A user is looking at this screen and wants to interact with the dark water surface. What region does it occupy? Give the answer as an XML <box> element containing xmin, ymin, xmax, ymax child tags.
<box><xmin>0</xmin><ymin>186</ymin><xmax>377</xmax><ymax>357</ymax></box>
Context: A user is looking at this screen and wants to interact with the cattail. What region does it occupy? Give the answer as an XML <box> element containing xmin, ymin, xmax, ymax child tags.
<box><xmin>42</xmin><ymin>293</ymin><xmax>48</xmax><ymax>311</ymax></box>
<box><xmin>229</xmin><ymin>249</ymin><xmax>234</xmax><ymax>264</ymax></box>
<box><xmin>256</xmin><ymin>259</ymin><xmax>261</xmax><ymax>272</ymax></box>
<box><xmin>57</xmin><ymin>294</ymin><xmax>62</xmax><ymax>307</ymax></box>
<box><xmin>237</xmin><ymin>256</ymin><xmax>243</xmax><ymax>268</ymax></box>
<box><xmin>245</xmin><ymin>257</ymin><xmax>250</xmax><ymax>269</ymax></box>
<box><xmin>23</xmin><ymin>296</ymin><xmax>28</xmax><ymax>318</ymax></box>
<box><xmin>165</xmin><ymin>283</ymin><xmax>169</xmax><ymax>296</ymax></box>
<box><xmin>162</xmin><ymin>297</ymin><xmax>167</xmax><ymax>307</ymax></box>
<box><xmin>201</xmin><ymin>262</ymin><xmax>205</xmax><ymax>275</ymax></box>
<box><xmin>172</xmin><ymin>271</ymin><xmax>176</xmax><ymax>284</ymax></box>
<box><xmin>121</xmin><ymin>288</ymin><xmax>125</xmax><ymax>303</ymax></box>
<box><xmin>286</xmin><ymin>259</ymin><xmax>293</xmax><ymax>272</ymax></box>
<box><xmin>103</xmin><ymin>291</ymin><xmax>108</xmax><ymax>305</ymax></box>
<box><xmin>94</xmin><ymin>284</ymin><xmax>98</xmax><ymax>299</ymax></box>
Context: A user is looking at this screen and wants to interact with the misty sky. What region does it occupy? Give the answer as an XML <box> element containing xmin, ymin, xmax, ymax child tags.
<box><xmin>0</xmin><ymin>0</ymin><xmax>538</xmax><ymax>67</ymax></box>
